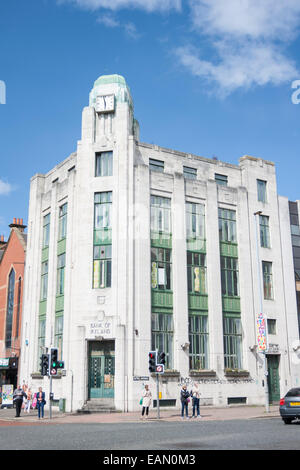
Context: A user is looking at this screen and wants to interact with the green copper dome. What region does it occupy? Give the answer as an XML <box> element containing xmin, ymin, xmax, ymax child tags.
<box><xmin>89</xmin><ymin>74</ymin><xmax>133</xmax><ymax>109</ymax></box>
<box><xmin>93</xmin><ymin>74</ymin><xmax>127</xmax><ymax>88</ymax></box>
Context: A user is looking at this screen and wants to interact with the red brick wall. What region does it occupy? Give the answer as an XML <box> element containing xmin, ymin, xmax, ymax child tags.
<box><xmin>0</xmin><ymin>229</ymin><xmax>25</xmax><ymax>359</ymax></box>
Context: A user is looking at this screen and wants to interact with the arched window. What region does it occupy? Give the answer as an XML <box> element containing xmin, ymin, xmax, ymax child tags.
<box><xmin>5</xmin><ymin>268</ymin><xmax>15</xmax><ymax>348</ymax></box>
<box><xmin>15</xmin><ymin>277</ymin><xmax>22</xmax><ymax>338</ymax></box>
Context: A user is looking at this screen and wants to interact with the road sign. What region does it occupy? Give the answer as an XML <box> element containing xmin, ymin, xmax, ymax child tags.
<box><xmin>133</xmin><ymin>376</ymin><xmax>150</xmax><ymax>381</ymax></box>
<box><xmin>155</xmin><ymin>364</ymin><xmax>164</xmax><ymax>374</ymax></box>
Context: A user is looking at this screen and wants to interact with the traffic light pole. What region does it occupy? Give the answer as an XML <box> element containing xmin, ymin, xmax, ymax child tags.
<box><xmin>49</xmin><ymin>374</ymin><xmax>52</xmax><ymax>419</ymax></box>
<box><xmin>156</xmin><ymin>373</ymin><xmax>160</xmax><ymax>420</ymax></box>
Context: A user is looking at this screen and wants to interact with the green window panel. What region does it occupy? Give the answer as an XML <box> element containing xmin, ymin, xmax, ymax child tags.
<box><xmin>188</xmin><ymin>294</ymin><xmax>208</xmax><ymax>310</ymax></box>
<box><xmin>55</xmin><ymin>295</ymin><xmax>64</xmax><ymax>313</ymax></box>
<box><xmin>39</xmin><ymin>300</ymin><xmax>47</xmax><ymax>315</ymax></box>
<box><xmin>94</xmin><ymin>228</ymin><xmax>112</xmax><ymax>245</ymax></box>
<box><xmin>222</xmin><ymin>296</ymin><xmax>241</xmax><ymax>313</ymax></box>
<box><xmin>151</xmin><ymin>232</ymin><xmax>172</xmax><ymax>249</ymax></box>
<box><xmin>151</xmin><ymin>291</ymin><xmax>173</xmax><ymax>309</ymax></box>
<box><xmin>57</xmin><ymin>238</ymin><xmax>66</xmax><ymax>255</ymax></box>
<box><xmin>220</xmin><ymin>242</ymin><xmax>238</xmax><ymax>258</ymax></box>
<box><xmin>186</xmin><ymin>238</ymin><xmax>206</xmax><ymax>252</ymax></box>
<box><xmin>41</xmin><ymin>247</ymin><xmax>49</xmax><ymax>262</ymax></box>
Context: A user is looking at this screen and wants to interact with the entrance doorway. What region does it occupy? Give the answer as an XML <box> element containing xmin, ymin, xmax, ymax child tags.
<box><xmin>267</xmin><ymin>355</ymin><xmax>280</xmax><ymax>403</ymax></box>
<box><xmin>88</xmin><ymin>340</ymin><xmax>115</xmax><ymax>399</ymax></box>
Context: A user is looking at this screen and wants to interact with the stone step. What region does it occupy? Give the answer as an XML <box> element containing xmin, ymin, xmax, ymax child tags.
<box><xmin>77</xmin><ymin>399</ymin><xmax>120</xmax><ymax>414</ymax></box>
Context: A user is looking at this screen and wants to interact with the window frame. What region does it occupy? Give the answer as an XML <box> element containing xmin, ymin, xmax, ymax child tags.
<box><xmin>95</xmin><ymin>151</ymin><xmax>113</xmax><ymax>177</ymax></box>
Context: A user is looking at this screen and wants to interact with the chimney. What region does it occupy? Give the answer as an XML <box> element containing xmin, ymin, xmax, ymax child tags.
<box><xmin>9</xmin><ymin>218</ymin><xmax>27</xmax><ymax>233</ymax></box>
<box><xmin>0</xmin><ymin>235</ymin><xmax>6</xmax><ymax>247</ymax></box>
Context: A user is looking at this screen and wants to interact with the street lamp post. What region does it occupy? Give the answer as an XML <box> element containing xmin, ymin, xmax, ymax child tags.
<box><xmin>254</xmin><ymin>211</ymin><xmax>269</xmax><ymax>413</ymax></box>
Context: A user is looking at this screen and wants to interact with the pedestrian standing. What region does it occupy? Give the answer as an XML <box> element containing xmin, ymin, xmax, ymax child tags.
<box><xmin>141</xmin><ymin>384</ymin><xmax>152</xmax><ymax>419</ymax></box>
<box><xmin>36</xmin><ymin>387</ymin><xmax>46</xmax><ymax>419</ymax></box>
<box><xmin>180</xmin><ymin>384</ymin><xmax>190</xmax><ymax>420</ymax></box>
<box><xmin>191</xmin><ymin>381</ymin><xmax>202</xmax><ymax>418</ymax></box>
<box><xmin>25</xmin><ymin>388</ymin><xmax>32</xmax><ymax>413</ymax></box>
<box><xmin>13</xmin><ymin>385</ymin><xmax>27</xmax><ymax>418</ymax></box>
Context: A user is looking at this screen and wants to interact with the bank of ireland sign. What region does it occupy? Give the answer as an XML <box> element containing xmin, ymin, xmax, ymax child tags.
<box><xmin>256</xmin><ymin>312</ymin><xmax>268</xmax><ymax>352</ymax></box>
<box><xmin>89</xmin><ymin>319</ymin><xmax>112</xmax><ymax>339</ymax></box>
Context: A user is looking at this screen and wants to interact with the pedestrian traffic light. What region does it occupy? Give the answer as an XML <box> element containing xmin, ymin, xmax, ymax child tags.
<box><xmin>50</xmin><ymin>348</ymin><xmax>58</xmax><ymax>375</ymax></box>
<box><xmin>40</xmin><ymin>354</ymin><xmax>49</xmax><ymax>376</ymax></box>
<box><xmin>158</xmin><ymin>352</ymin><xmax>166</xmax><ymax>366</ymax></box>
<box><xmin>148</xmin><ymin>351</ymin><xmax>157</xmax><ymax>373</ymax></box>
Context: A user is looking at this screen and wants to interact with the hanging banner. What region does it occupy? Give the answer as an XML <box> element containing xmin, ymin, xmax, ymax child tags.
<box><xmin>256</xmin><ymin>312</ymin><xmax>268</xmax><ymax>352</ymax></box>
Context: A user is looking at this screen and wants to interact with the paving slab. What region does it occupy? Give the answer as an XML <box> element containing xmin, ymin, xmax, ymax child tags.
<box><xmin>0</xmin><ymin>405</ymin><xmax>280</xmax><ymax>425</ymax></box>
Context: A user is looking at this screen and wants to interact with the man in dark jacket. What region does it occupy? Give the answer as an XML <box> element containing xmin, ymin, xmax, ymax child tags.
<box><xmin>13</xmin><ymin>385</ymin><xmax>27</xmax><ymax>418</ymax></box>
<box><xmin>180</xmin><ymin>385</ymin><xmax>190</xmax><ymax>420</ymax></box>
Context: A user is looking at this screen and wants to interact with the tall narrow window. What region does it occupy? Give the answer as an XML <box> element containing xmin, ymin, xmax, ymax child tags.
<box><xmin>15</xmin><ymin>277</ymin><xmax>22</xmax><ymax>338</ymax></box>
<box><xmin>42</xmin><ymin>214</ymin><xmax>50</xmax><ymax>248</ymax></box>
<box><xmin>5</xmin><ymin>269</ymin><xmax>15</xmax><ymax>348</ymax></box>
<box><xmin>40</xmin><ymin>261</ymin><xmax>48</xmax><ymax>301</ymax></box>
<box><xmin>58</xmin><ymin>203</ymin><xmax>67</xmax><ymax>240</ymax></box>
<box><xmin>54</xmin><ymin>314</ymin><xmax>64</xmax><ymax>360</ymax></box>
<box><xmin>189</xmin><ymin>315</ymin><xmax>209</xmax><ymax>370</ymax></box>
<box><xmin>93</xmin><ymin>192</ymin><xmax>112</xmax><ymax>289</ymax></box>
<box><xmin>262</xmin><ymin>261</ymin><xmax>273</xmax><ymax>299</ymax></box>
<box><xmin>56</xmin><ymin>253</ymin><xmax>66</xmax><ymax>296</ymax></box>
<box><xmin>186</xmin><ymin>203</ymin><xmax>205</xmax><ymax>242</ymax></box>
<box><xmin>38</xmin><ymin>317</ymin><xmax>46</xmax><ymax>364</ymax></box>
<box><xmin>187</xmin><ymin>252</ymin><xmax>206</xmax><ymax>294</ymax></box>
<box><xmin>219</xmin><ymin>208</ymin><xmax>237</xmax><ymax>243</ymax></box>
<box><xmin>95</xmin><ymin>151</ymin><xmax>113</xmax><ymax>177</ymax></box>
<box><xmin>151</xmin><ymin>247</ymin><xmax>172</xmax><ymax>291</ymax></box>
<box><xmin>259</xmin><ymin>215</ymin><xmax>270</xmax><ymax>248</ymax></box>
<box><xmin>257</xmin><ymin>179</ymin><xmax>267</xmax><ymax>203</ymax></box>
<box><xmin>221</xmin><ymin>256</ymin><xmax>239</xmax><ymax>297</ymax></box>
<box><xmin>151</xmin><ymin>313</ymin><xmax>173</xmax><ymax>369</ymax></box>
<box><xmin>223</xmin><ymin>317</ymin><xmax>242</xmax><ymax>370</ymax></box>
<box><xmin>150</xmin><ymin>196</ymin><xmax>171</xmax><ymax>234</ymax></box>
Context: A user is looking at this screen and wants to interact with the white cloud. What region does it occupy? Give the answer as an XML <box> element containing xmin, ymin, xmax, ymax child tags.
<box><xmin>189</xmin><ymin>0</ymin><xmax>300</xmax><ymax>41</ymax></box>
<box><xmin>176</xmin><ymin>41</ymin><xmax>298</xmax><ymax>97</ymax></box>
<box><xmin>97</xmin><ymin>13</ymin><xmax>120</xmax><ymax>28</ymax></box>
<box><xmin>0</xmin><ymin>179</ymin><xmax>13</xmax><ymax>196</ymax></box>
<box><xmin>176</xmin><ymin>0</ymin><xmax>300</xmax><ymax>95</ymax></box>
<box><xmin>59</xmin><ymin>0</ymin><xmax>181</xmax><ymax>12</ymax></box>
<box><xmin>97</xmin><ymin>14</ymin><xmax>140</xmax><ymax>39</ymax></box>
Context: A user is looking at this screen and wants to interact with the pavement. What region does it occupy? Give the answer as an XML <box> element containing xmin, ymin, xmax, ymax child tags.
<box><xmin>0</xmin><ymin>404</ymin><xmax>280</xmax><ymax>424</ymax></box>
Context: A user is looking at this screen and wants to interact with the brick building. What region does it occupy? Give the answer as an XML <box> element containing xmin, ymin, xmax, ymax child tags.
<box><xmin>0</xmin><ymin>219</ymin><xmax>26</xmax><ymax>389</ymax></box>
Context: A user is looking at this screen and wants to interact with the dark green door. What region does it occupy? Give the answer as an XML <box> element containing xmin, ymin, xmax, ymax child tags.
<box><xmin>88</xmin><ymin>341</ymin><xmax>115</xmax><ymax>399</ymax></box>
<box><xmin>267</xmin><ymin>355</ymin><xmax>280</xmax><ymax>403</ymax></box>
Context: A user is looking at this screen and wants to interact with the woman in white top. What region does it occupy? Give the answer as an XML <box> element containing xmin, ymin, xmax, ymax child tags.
<box><xmin>141</xmin><ymin>385</ymin><xmax>152</xmax><ymax>419</ymax></box>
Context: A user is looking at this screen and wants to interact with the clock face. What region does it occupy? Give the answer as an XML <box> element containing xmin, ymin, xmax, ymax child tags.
<box><xmin>96</xmin><ymin>94</ymin><xmax>115</xmax><ymax>113</ymax></box>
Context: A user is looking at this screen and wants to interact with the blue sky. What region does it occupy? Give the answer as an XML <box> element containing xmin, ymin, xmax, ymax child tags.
<box><xmin>1</xmin><ymin>0</ymin><xmax>300</xmax><ymax>238</ymax></box>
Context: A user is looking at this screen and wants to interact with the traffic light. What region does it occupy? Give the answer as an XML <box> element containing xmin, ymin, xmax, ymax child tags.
<box><xmin>50</xmin><ymin>348</ymin><xmax>58</xmax><ymax>376</ymax></box>
<box><xmin>148</xmin><ymin>351</ymin><xmax>157</xmax><ymax>373</ymax></box>
<box><xmin>158</xmin><ymin>352</ymin><xmax>166</xmax><ymax>366</ymax></box>
<box><xmin>40</xmin><ymin>354</ymin><xmax>49</xmax><ymax>376</ymax></box>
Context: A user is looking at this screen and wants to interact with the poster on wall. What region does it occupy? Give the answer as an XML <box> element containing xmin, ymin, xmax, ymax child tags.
<box><xmin>1</xmin><ymin>384</ymin><xmax>14</xmax><ymax>407</ymax></box>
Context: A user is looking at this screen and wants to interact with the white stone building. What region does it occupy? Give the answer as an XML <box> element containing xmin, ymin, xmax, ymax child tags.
<box><xmin>19</xmin><ymin>74</ymin><xmax>300</xmax><ymax>412</ymax></box>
